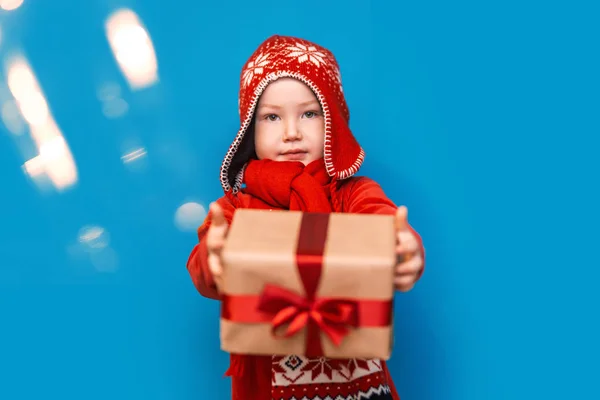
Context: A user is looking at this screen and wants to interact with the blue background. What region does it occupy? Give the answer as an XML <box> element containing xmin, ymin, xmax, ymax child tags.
<box><xmin>1</xmin><ymin>1</ymin><xmax>598</xmax><ymax>399</ymax></box>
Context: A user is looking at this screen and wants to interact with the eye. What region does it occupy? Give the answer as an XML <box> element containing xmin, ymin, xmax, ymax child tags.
<box><xmin>264</xmin><ymin>114</ymin><xmax>280</xmax><ymax>121</ymax></box>
<box><xmin>303</xmin><ymin>111</ymin><xmax>319</xmax><ymax>119</ymax></box>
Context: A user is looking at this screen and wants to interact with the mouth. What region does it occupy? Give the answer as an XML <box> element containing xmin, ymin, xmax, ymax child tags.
<box><xmin>281</xmin><ymin>149</ymin><xmax>308</xmax><ymax>160</ymax></box>
<box><xmin>282</xmin><ymin>149</ymin><xmax>308</xmax><ymax>155</ymax></box>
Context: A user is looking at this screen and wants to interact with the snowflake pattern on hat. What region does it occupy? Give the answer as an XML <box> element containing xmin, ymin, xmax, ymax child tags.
<box><xmin>285</xmin><ymin>42</ymin><xmax>328</xmax><ymax>67</ymax></box>
<box><xmin>242</xmin><ymin>52</ymin><xmax>271</xmax><ymax>89</ymax></box>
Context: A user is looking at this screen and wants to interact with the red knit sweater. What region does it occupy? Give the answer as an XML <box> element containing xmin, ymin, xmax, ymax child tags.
<box><xmin>187</xmin><ymin>176</ymin><xmax>424</xmax><ymax>400</ymax></box>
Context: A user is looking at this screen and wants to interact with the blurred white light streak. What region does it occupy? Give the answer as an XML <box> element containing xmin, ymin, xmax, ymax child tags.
<box><xmin>6</xmin><ymin>55</ymin><xmax>78</xmax><ymax>191</ymax></box>
<box><xmin>105</xmin><ymin>9</ymin><xmax>159</xmax><ymax>90</ymax></box>
<box><xmin>121</xmin><ymin>147</ymin><xmax>147</xmax><ymax>163</ymax></box>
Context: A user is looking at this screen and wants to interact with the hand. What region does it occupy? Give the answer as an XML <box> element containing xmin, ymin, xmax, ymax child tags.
<box><xmin>394</xmin><ymin>206</ymin><xmax>424</xmax><ymax>292</ymax></box>
<box><xmin>206</xmin><ymin>202</ymin><xmax>229</xmax><ymax>291</ymax></box>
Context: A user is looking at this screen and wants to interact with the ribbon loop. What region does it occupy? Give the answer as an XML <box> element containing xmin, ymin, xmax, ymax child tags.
<box><xmin>257</xmin><ymin>284</ymin><xmax>359</xmax><ymax>354</ymax></box>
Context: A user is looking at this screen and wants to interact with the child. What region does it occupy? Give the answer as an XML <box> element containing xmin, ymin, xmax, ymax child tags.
<box><xmin>187</xmin><ymin>35</ymin><xmax>425</xmax><ymax>400</ymax></box>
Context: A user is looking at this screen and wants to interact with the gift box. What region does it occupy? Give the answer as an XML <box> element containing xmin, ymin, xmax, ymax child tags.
<box><xmin>219</xmin><ymin>209</ymin><xmax>396</xmax><ymax>360</ymax></box>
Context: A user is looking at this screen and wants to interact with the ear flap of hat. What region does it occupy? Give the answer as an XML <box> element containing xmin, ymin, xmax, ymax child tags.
<box><xmin>324</xmin><ymin>98</ymin><xmax>365</xmax><ymax>180</ymax></box>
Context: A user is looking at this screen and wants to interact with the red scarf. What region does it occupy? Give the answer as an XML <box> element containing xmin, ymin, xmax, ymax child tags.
<box><xmin>241</xmin><ymin>158</ymin><xmax>333</xmax><ymax>213</ymax></box>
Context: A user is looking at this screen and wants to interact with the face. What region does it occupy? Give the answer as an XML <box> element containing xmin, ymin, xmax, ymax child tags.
<box><xmin>253</xmin><ymin>78</ymin><xmax>325</xmax><ymax>165</ymax></box>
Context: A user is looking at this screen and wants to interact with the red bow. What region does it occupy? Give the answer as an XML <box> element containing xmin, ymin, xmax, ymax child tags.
<box><xmin>257</xmin><ymin>284</ymin><xmax>358</xmax><ymax>349</ymax></box>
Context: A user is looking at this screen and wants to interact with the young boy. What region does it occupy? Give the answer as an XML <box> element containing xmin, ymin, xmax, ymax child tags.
<box><xmin>187</xmin><ymin>34</ymin><xmax>425</xmax><ymax>400</ymax></box>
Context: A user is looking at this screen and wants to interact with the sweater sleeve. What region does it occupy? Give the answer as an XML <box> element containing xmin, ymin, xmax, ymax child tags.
<box><xmin>344</xmin><ymin>177</ymin><xmax>425</xmax><ymax>277</ymax></box>
<box><xmin>344</xmin><ymin>177</ymin><xmax>398</xmax><ymax>216</ymax></box>
<box><xmin>186</xmin><ymin>196</ymin><xmax>237</xmax><ymax>300</ymax></box>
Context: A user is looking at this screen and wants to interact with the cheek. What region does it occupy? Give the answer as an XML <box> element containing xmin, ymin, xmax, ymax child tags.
<box><xmin>305</xmin><ymin>119</ymin><xmax>325</xmax><ymax>146</ymax></box>
<box><xmin>254</xmin><ymin>134</ymin><xmax>266</xmax><ymax>158</ymax></box>
<box><xmin>254</xmin><ymin>129</ymin><xmax>276</xmax><ymax>158</ymax></box>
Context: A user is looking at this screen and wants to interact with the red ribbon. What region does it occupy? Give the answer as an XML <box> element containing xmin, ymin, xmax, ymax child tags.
<box><xmin>221</xmin><ymin>212</ymin><xmax>392</xmax><ymax>357</ymax></box>
<box><xmin>256</xmin><ymin>283</ymin><xmax>359</xmax><ymax>348</ymax></box>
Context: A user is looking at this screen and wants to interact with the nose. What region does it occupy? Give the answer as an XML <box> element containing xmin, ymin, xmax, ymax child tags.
<box><xmin>283</xmin><ymin>120</ymin><xmax>302</xmax><ymax>142</ymax></box>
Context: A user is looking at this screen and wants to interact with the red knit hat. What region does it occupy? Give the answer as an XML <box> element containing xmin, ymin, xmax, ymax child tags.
<box><xmin>220</xmin><ymin>34</ymin><xmax>365</xmax><ymax>193</ymax></box>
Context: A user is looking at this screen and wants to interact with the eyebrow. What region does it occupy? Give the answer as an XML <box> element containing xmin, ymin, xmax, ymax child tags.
<box><xmin>258</xmin><ymin>100</ymin><xmax>320</xmax><ymax>109</ymax></box>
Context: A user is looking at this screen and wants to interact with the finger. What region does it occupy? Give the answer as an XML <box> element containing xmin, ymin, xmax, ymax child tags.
<box><xmin>207</xmin><ymin>230</ymin><xmax>226</xmax><ymax>255</ymax></box>
<box><xmin>208</xmin><ymin>253</ymin><xmax>223</xmax><ymax>278</ymax></box>
<box><xmin>394</xmin><ymin>276</ymin><xmax>415</xmax><ymax>292</ymax></box>
<box><xmin>211</xmin><ymin>256</ymin><xmax>225</xmax><ymax>292</ymax></box>
<box><xmin>214</xmin><ymin>276</ymin><xmax>223</xmax><ymax>292</ymax></box>
<box><xmin>210</xmin><ymin>202</ymin><xmax>227</xmax><ymax>227</ymax></box>
<box><xmin>395</xmin><ymin>206</ymin><xmax>409</xmax><ymax>231</ymax></box>
<box><xmin>395</xmin><ymin>254</ymin><xmax>423</xmax><ymax>276</ymax></box>
<box><xmin>396</xmin><ymin>231</ymin><xmax>420</xmax><ymax>254</ymax></box>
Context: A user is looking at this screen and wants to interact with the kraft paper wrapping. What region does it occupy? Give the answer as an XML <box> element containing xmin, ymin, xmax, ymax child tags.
<box><xmin>220</xmin><ymin>209</ymin><xmax>396</xmax><ymax>360</ymax></box>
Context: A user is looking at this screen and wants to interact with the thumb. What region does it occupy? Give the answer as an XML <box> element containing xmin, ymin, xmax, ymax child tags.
<box><xmin>210</xmin><ymin>202</ymin><xmax>227</xmax><ymax>227</ymax></box>
<box><xmin>395</xmin><ymin>206</ymin><xmax>409</xmax><ymax>231</ymax></box>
